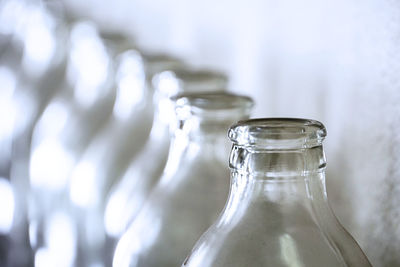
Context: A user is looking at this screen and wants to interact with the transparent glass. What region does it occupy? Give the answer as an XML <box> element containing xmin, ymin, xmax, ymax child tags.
<box><xmin>76</xmin><ymin>53</ymin><xmax>184</xmax><ymax>205</ymax></box>
<box><xmin>113</xmin><ymin>92</ymin><xmax>253</xmax><ymax>267</ymax></box>
<box><xmin>4</xmin><ymin>2</ymin><xmax>69</xmax><ymax>266</ymax></box>
<box><xmin>104</xmin><ymin>68</ymin><xmax>227</xmax><ymax>238</ymax></box>
<box><xmin>26</xmin><ymin>22</ymin><xmax>133</xmax><ymax>267</ymax></box>
<box><xmin>183</xmin><ymin>118</ymin><xmax>372</xmax><ymax>267</ymax></box>
<box><xmin>70</xmin><ymin>55</ymin><xmax>187</xmax><ymax>267</ymax></box>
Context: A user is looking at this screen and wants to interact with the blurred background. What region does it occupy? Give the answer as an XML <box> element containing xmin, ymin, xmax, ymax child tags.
<box><xmin>0</xmin><ymin>0</ymin><xmax>399</xmax><ymax>266</ymax></box>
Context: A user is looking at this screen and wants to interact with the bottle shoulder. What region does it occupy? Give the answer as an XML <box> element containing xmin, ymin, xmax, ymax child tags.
<box><xmin>113</xmin><ymin>161</ymin><xmax>231</xmax><ymax>267</ymax></box>
<box><xmin>183</xmin><ymin>198</ymin><xmax>371</xmax><ymax>267</ymax></box>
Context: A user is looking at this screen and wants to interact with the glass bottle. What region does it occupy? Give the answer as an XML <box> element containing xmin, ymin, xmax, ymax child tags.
<box><xmin>29</xmin><ymin>21</ymin><xmax>115</xmax><ymax>196</ymax></box>
<box><xmin>182</xmin><ymin>118</ymin><xmax>372</xmax><ymax>267</ymax></box>
<box><xmin>113</xmin><ymin>92</ymin><xmax>254</xmax><ymax>267</ymax></box>
<box><xmin>26</xmin><ymin>21</ymin><xmax>127</xmax><ymax>267</ymax></box>
<box><xmin>69</xmin><ymin>53</ymin><xmax>183</xmax><ymax>267</ymax></box>
<box><xmin>104</xmin><ymin>68</ymin><xmax>227</xmax><ymax>239</ymax></box>
<box><xmin>102</xmin><ymin>68</ymin><xmax>227</xmax><ymax>267</ymax></box>
<box><xmin>5</xmin><ymin>2</ymin><xmax>69</xmax><ymax>266</ymax></box>
<box><xmin>70</xmin><ymin>53</ymin><xmax>184</xmax><ymax>211</ymax></box>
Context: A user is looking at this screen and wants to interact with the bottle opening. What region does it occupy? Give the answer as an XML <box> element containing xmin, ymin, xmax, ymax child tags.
<box><xmin>229</xmin><ymin>118</ymin><xmax>327</xmax><ymax>149</ymax></box>
<box><xmin>174</xmin><ymin>92</ymin><xmax>254</xmax><ymax>121</ymax></box>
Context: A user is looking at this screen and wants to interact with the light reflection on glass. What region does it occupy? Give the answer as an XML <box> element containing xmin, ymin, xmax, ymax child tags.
<box><xmin>217</xmin><ymin>173</ymin><xmax>248</xmax><ymax>227</ymax></box>
<box><xmin>0</xmin><ymin>67</ymin><xmax>17</xmax><ymax>162</ymax></box>
<box><xmin>113</xmin><ymin>213</ymin><xmax>161</xmax><ymax>267</ymax></box>
<box><xmin>104</xmin><ymin>68</ymin><xmax>182</xmax><ymax>237</ymax></box>
<box><xmin>21</xmin><ymin>6</ymin><xmax>56</xmax><ymax>77</ymax></box>
<box><xmin>35</xmin><ymin>248</ymin><xmax>60</xmax><ymax>267</ymax></box>
<box><xmin>11</xmin><ymin>85</ymin><xmax>38</xmax><ymax>137</ymax></box>
<box><xmin>69</xmin><ymin>160</ymin><xmax>99</xmax><ymax>208</ymax></box>
<box><xmin>182</xmin><ymin>242</ymin><xmax>208</xmax><ymax>267</ymax></box>
<box><xmin>104</xmin><ymin>68</ymin><xmax>227</xmax><ymax>241</ymax></box>
<box><xmin>46</xmin><ymin>212</ymin><xmax>77</xmax><ymax>264</ymax></box>
<box><xmin>159</xmin><ymin>130</ymin><xmax>190</xmax><ymax>187</ymax></box>
<box><xmin>0</xmin><ymin>178</ymin><xmax>15</xmax><ymax>234</ymax></box>
<box><xmin>34</xmin><ymin>212</ymin><xmax>76</xmax><ymax>267</ymax></box>
<box><xmin>104</xmin><ymin>188</ymin><xmax>136</xmax><ymax>237</ymax></box>
<box><xmin>33</xmin><ymin>100</ymin><xmax>69</xmax><ymax>141</ymax></box>
<box><xmin>279</xmin><ymin>233</ymin><xmax>304</xmax><ymax>267</ymax></box>
<box><xmin>29</xmin><ymin>138</ymin><xmax>75</xmax><ymax>191</ymax></box>
<box><xmin>152</xmin><ymin>70</ymin><xmax>181</xmax><ymax>124</ymax></box>
<box><xmin>68</xmin><ymin>21</ymin><xmax>110</xmax><ymax>108</ymax></box>
<box><xmin>152</xmin><ymin>70</ymin><xmax>181</xmax><ymax>95</ymax></box>
<box><xmin>113</xmin><ymin>50</ymin><xmax>146</xmax><ymax>121</ymax></box>
<box><xmin>29</xmin><ymin>219</ymin><xmax>38</xmax><ymax>248</ymax></box>
<box><xmin>0</xmin><ymin>0</ymin><xmax>28</xmax><ymax>36</ymax></box>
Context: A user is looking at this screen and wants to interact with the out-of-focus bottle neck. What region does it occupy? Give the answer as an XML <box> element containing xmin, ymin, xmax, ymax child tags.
<box><xmin>173</xmin><ymin>92</ymin><xmax>254</xmax><ymax>141</ymax></box>
<box><xmin>177</xmin><ymin>116</ymin><xmax>239</xmax><ymax>141</ymax></box>
<box><xmin>153</xmin><ymin>91</ymin><xmax>177</xmax><ymax>126</ymax></box>
<box><xmin>147</xmin><ymin>103</ymin><xmax>174</xmax><ymax>144</ymax></box>
<box><xmin>159</xmin><ymin>92</ymin><xmax>254</xmax><ymax>181</ymax></box>
<box><xmin>150</xmin><ymin>68</ymin><xmax>228</xmax><ymax>133</ymax></box>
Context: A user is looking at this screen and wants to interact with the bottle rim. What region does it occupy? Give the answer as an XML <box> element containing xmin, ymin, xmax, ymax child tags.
<box><xmin>173</xmin><ymin>92</ymin><xmax>254</xmax><ymax>121</ymax></box>
<box><xmin>228</xmin><ymin>118</ymin><xmax>327</xmax><ymax>149</ymax></box>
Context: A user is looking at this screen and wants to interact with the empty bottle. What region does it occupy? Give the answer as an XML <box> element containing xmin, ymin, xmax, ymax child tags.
<box><xmin>70</xmin><ymin>52</ymin><xmax>184</xmax><ymax>267</ymax></box>
<box><xmin>104</xmin><ymin>68</ymin><xmax>227</xmax><ymax>238</ymax></box>
<box><xmin>113</xmin><ymin>92</ymin><xmax>253</xmax><ymax>267</ymax></box>
<box><xmin>183</xmin><ymin>118</ymin><xmax>372</xmax><ymax>267</ymax></box>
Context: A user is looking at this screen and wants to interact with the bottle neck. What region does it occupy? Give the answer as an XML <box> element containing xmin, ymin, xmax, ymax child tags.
<box><xmin>219</xmin><ymin>146</ymin><xmax>329</xmax><ymax>228</ymax></box>
<box><xmin>227</xmin><ymin>145</ymin><xmax>328</xmax><ymax>203</ymax></box>
<box><xmin>174</xmin><ymin>121</ymin><xmax>232</xmax><ymax>158</ymax></box>
<box><xmin>230</xmin><ymin>145</ymin><xmax>326</xmax><ymax>178</ymax></box>
<box><xmin>146</xmin><ymin>90</ymin><xmax>177</xmax><ymax>143</ymax></box>
<box><xmin>177</xmin><ymin>115</ymin><xmax>239</xmax><ymax>141</ymax></box>
<box><xmin>160</xmin><ymin>120</ymin><xmax>233</xmax><ymax>186</ymax></box>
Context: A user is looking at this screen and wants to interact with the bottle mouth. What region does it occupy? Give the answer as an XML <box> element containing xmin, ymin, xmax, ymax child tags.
<box><xmin>228</xmin><ymin>118</ymin><xmax>327</xmax><ymax>149</ymax></box>
<box><xmin>174</xmin><ymin>92</ymin><xmax>254</xmax><ymax>121</ymax></box>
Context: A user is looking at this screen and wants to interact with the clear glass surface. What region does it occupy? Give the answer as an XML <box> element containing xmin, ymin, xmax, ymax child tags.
<box><xmin>104</xmin><ymin>67</ymin><xmax>227</xmax><ymax>239</ymax></box>
<box><xmin>26</xmin><ymin>21</ymin><xmax>129</xmax><ymax>267</ymax></box>
<box><xmin>113</xmin><ymin>92</ymin><xmax>253</xmax><ymax>267</ymax></box>
<box><xmin>182</xmin><ymin>118</ymin><xmax>373</xmax><ymax>267</ymax></box>
<box><xmin>70</xmin><ymin>52</ymin><xmax>184</xmax><ymax>267</ymax></box>
<box><xmin>2</xmin><ymin>2</ymin><xmax>69</xmax><ymax>265</ymax></box>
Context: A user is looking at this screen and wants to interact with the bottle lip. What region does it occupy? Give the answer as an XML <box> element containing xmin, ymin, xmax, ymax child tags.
<box><xmin>228</xmin><ymin>118</ymin><xmax>327</xmax><ymax>149</ymax></box>
<box><xmin>173</xmin><ymin>92</ymin><xmax>254</xmax><ymax>121</ymax></box>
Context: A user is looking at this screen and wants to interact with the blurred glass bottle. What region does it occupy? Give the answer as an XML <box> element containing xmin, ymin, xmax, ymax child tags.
<box><xmin>69</xmin><ymin>52</ymin><xmax>183</xmax><ymax>211</ymax></box>
<box><xmin>113</xmin><ymin>92</ymin><xmax>253</xmax><ymax>267</ymax></box>
<box><xmin>29</xmin><ymin>21</ymin><xmax>115</xmax><ymax>167</ymax></box>
<box><xmin>9</xmin><ymin>0</ymin><xmax>68</xmax><ymax>150</ymax></box>
<box><xmin>104</xmin><ymin>68</ymin><xmax>227</xmax><ymax>240</ymax></box>
<box><xmin>27</xmin><ymin>21</ymin><xmax>124</xmax><ymax>267</ymax></box>
<box><xmin>69</xmin><ymin>52</ymin><xmax>183</xmax><ymax>267</ymax></box>
<box><xmin>0</xmin><ymin>0</ymin><xmax>27</xmax><ymax>174</ymax></box>
<box><xmin>2</xmin><ymin>1</ymin><xmax>70</xmax><ymax>266</ymax></box>
<box><xmin>1</xmin><ymin>0</ymin><xmax>68</xmax><ymax>182</ymax></box>
<box><xmin>182</xmin><ymin>118</ymin><xmax>372</xmax><ymax>267</ymax></box>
